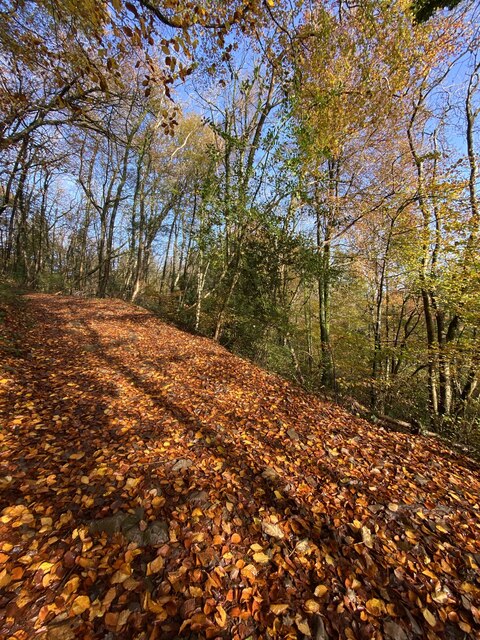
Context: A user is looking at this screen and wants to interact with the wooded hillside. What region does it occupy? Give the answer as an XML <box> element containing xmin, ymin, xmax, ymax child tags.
<box><xmin>0</xmin><ymin>293</ymin><xmax>479</xmax><ymax>639</ymax></box>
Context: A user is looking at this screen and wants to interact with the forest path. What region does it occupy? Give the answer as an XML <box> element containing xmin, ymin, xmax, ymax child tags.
<box><xmin>0</xmin><ymin>293</ymin><xmax>479</xmax><ymax>639</ymax></box>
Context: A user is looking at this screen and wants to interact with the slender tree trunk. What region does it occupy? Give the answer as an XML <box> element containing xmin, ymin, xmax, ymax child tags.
<box><xmin>315</xmin><ymin>158</ymin><xmax>338</xmax><ymax>388</ymax></box>
<box><xmin>214</xmin><ymin>270</ymin><xmax>239</xmax><ymax>341</ymax></box>
<box><xmin>408</xmin><ymin>107</ymin><xmax>441</xmax><ymax>426</ymax></box>
<box><xmin>195</xmin><ymin>255</ymin><xmax>209</xmax><ymax>332</ymax></box>
<box><xmin>1</xmin><ymin>139</ymin><xmax>27</xmax><ymax>272</ymax></box>
<box><xmin>160</xmin><ymin>212</ymin><xmax>177</xmax><ymax>295</ymax></box>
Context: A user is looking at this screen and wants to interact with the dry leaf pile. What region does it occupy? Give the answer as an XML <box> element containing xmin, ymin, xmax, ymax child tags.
<box><xmin>0</xmin><ymin>294</ymin><xmax>479</xmax><ymax>639</ymax></box>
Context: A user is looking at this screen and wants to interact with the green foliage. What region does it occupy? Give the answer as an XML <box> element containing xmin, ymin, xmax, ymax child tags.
<box><xmin>411</xmin><ymin>0</ymin><xmax>463</xmax><ymax>22</ymax></box>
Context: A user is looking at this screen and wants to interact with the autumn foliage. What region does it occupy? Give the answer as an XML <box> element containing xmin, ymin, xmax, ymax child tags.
<box><xmin>0</xmin><ymin>294</ymin><xmax>479</xmax><ymax>639</ymax></box>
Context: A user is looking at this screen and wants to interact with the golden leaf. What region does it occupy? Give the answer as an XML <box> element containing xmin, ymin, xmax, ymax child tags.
<box><xmin>111</xmin><ymin>570</ymin><xmax>130</xmax><ymax>584</ymax></box>
<box><xmin>147</xmin><ymin>555</ymin><xmax>165</xmax><ymax>575</ymax></box>
<box><xmin>432</xmin><ymin>590</ymin><xmax>450</xmax><ymax>604</ymax></box>
<box><xmin>64</xmin><ymin>576</ymin><xmax>80</xmax><ymax>595</ymax></box>
<box><xmin>365</xmin><ymin>598</ymin><xmax>385</xmax><ymax>617</ymax></box>
<box><xmin>71</xmin><ymin>595</ymin><xmax>90</xmax><ymax>615</ymax></box>
<box><xmin>270</xmin><ymin>603</ymin><xmax>289</xmax><ymax>614</ymax></box>
<box><xmin>423</xmin><ymin>609</ymin><xmax>436</xmax><ymax>627</ymax></box>
<box><xmin>102</xmin><ymin>586</ymin><xmax>116</xmax><ymax>610</ymax></box>
<box><xmin>143</xmin><ymin>592</ymin><xmax>160</xmax><ymax>613</ymax></box>
<box><xmin>214</xmin><ymin>604</ymin><xmax>227</xmax><ymax>628</ymax></box>
<box><xmin>69</xmin><ymin>452</ymin><xmax>85</xmax><ymax>460</ymax></box>
<box><xmin>125</xmin><ymin>477</ymin><xmax>140</xmax><ymax>489</ymax></box>
<box><xmin>295</xmin><ymin>614</ymin><xmax>311</xmax><ymax>636</ymax></box>
<box><xmin>305</xmin><ymin>599</ymin><xmax>320</xmax><ymax>613</ymax></box>
<box><xmin>361</xmin><ymin>526</ymin><xmax>374</xmax><ymax>549</ymax></box>
<box><xmin>152</xmin><ymin>495</ymin><xmax>165</xmax><ymax>508</ymax></box>
<box><xmin>240</xmin><ymin>564</ymin><xmax>258</xmax><ymax>582</ymax></box>
<box><xmin>253</xmin><ymin>552</ymin><xmax>270</xmax><ymax>564</ymax></box>
<box><xmin>422</xmin><ymin>569</ymin><xmax>437</xmax><ymax>580</ymax></box>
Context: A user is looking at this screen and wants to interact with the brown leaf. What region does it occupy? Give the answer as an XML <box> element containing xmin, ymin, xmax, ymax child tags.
<box><xmin>384</xmin><ymin>620</ymin><xmax>408</xmax><ymax>640</ymax></box>
<box><xmin>46</xmin><ymin>624</ymin><xmax>75</xmax><ymax>640</ymax></box>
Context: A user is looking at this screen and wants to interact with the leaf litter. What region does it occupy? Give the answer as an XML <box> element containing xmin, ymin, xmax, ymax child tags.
<box><xmin>0</xmin><ymin>294</ymin><xmax>479</xmax><ymax>639</ymax></box>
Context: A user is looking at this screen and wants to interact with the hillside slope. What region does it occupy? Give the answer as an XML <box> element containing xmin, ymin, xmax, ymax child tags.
<box><xmin>0</xmin><ymin>294</ymin><xmax>479</xmax><ymax>640</ymax></box>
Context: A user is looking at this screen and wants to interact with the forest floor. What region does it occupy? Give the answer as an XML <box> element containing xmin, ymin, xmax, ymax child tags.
<box><xmin>0</xmin><ymin>292</ymin><xmax>480</xmax><ymax>640</ymax></box>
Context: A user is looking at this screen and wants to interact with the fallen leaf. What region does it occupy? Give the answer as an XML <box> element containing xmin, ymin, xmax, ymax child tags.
<box><xmin>71</xmin><ymin>595</ymin><xmax>90</xmax><ymax>615</ymax></box>
<box><xmin>261</xmin><ymin>521</ymin><xmax>284</xmax><ymax>539</ymax></box>
<box><xmin>422</xmin><ymin>608</ymin><xmax>436</xmax><ymax>627</ymax></box>
<box><xmin>241</xmin><ymin>564</ymin><xmax>258</xmax><ymax>582</ymax></box>
<box><xmin>253</xmin><ymin>552</ymin><xmax>270</xmax><ymax>564</ymax></box>
<box><xmin>214</xmin><ymin>604</ymin><xmax>227</xmax><ymax>627</ymax></box>
<box><xmin>270</xmin><ymin>603</ymin><xmax>289</xmax><ymax>614</ymax></box>
<box><xmin>384</xmin><ymin>620</ymin><xmax>408</xmax><ymax>640</ymax></box>
<box><xmin>295</xmin><ymin>614</ymin><xmax>311</xmax><ymax>636</ymax></box>
<box><xmin>305</xmin><ymin>599</ymin><xmax>320</xmax><ymax>613</ymax></box>
<box><xmin>0</xmin><ymin>568</ymin><xmax>12</xmax><ymax>588</ymax></box>
<box><xmin>365</xmin><ymin>598</ymin><xmax>385</xmax><ymax>617</ymax></box>
<box><xmin>146</xmin><ymin>555</ymin><xmax>165</xmax><ymax>575</ymax></box>
<box><xmin>361</xmin><ymin>526</ymin><xmax>374</xmax><ymax>548</ymax></box>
